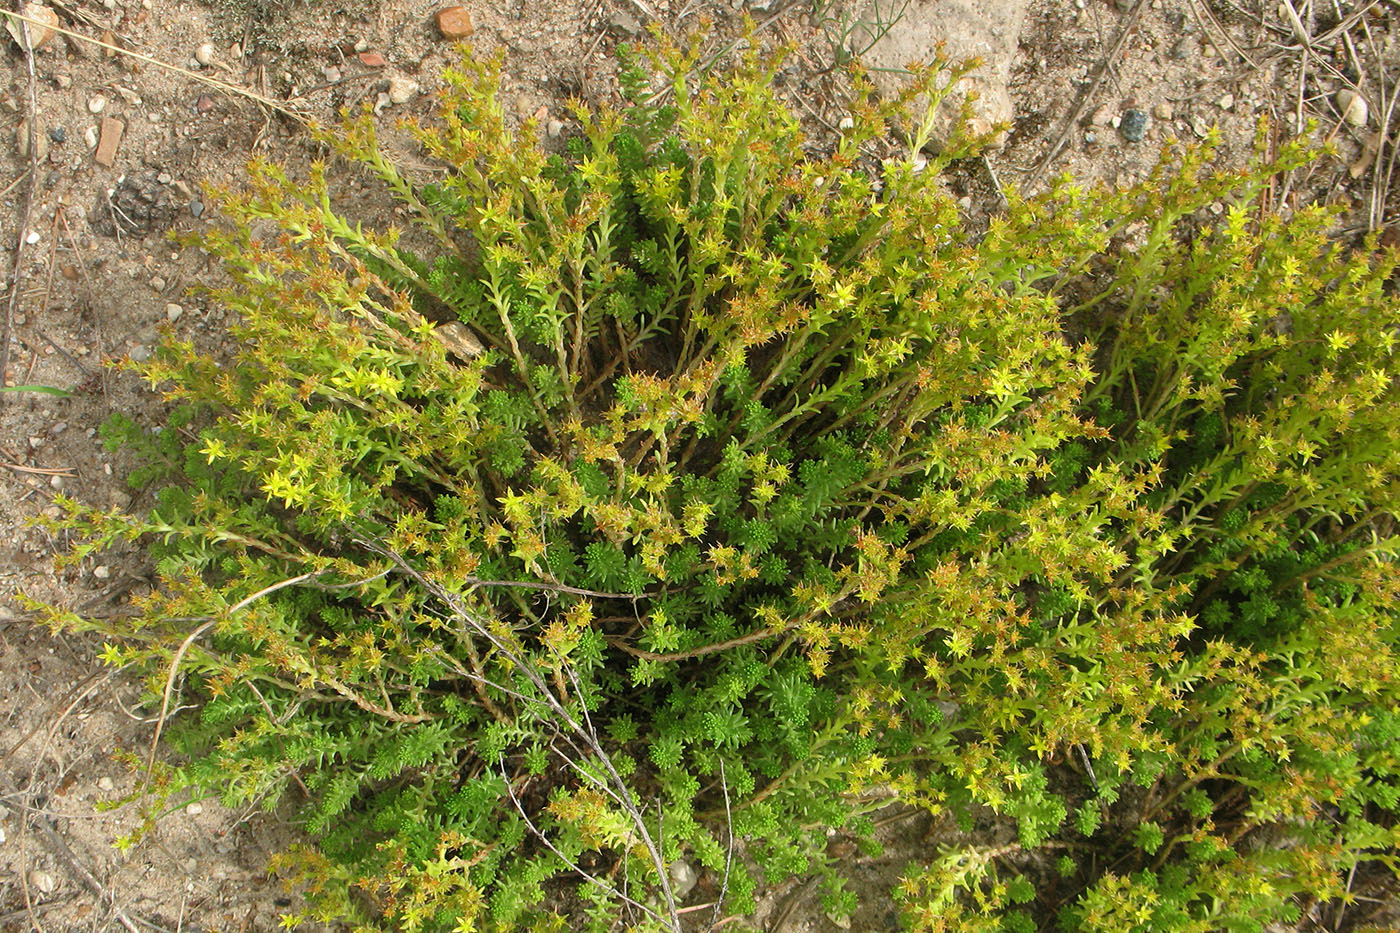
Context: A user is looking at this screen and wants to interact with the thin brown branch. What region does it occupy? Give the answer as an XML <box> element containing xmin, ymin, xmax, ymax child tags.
<box><xmin>607</xmin><ymin>626</ymin><xmax>788</xmax><ymax>663</ymax></box>
<box><xmin>1</xmin><ymin>1</ymin><xmax>42</xmax><ymax>411</ymax></box>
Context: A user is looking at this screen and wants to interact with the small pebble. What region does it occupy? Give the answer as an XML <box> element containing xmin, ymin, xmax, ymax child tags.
<box><xmin>129</xmin><ymin>345</ymin><xmax>151</xmax><ymax>362</ymax></box>
<box><xmin>93</xmin><ymin>565</ymin><xmax>110</xmax><ymax>579</ymax></box>
<box><xmin>48</xmin><ymin>126</ymin><xmax>66</xmax><ymax>143</ymax></box>
<box><xmin>87</xmin><ymin>95</ymin><xmax>107</xmax><ymax>114</ymax></box>
<box><xmin>606</xmin><ymin>10</ymin><xmax>642</xmax><ymax>36</ymax></box>
<box><xmin>1089</xmin><ymin>104</ymin><xmax>1112</xmax><ymax>126</ymax></box>
<box><xmin>50</xmin><ymin>474</ymin><xmax>64</xmax><ymax>490</ymax></box>
<box><xmin>1119</xmin><ymin>108</ymin><xmax>1149</xmax><ymax>142</ymax></box>
<box><xmin>187</xmin><ymin>802</ymin><xmax>204</xmax><ymax>815</ymax></box>
<box><xmin>97</xmin><ymin>776</ymin><xmax>115</xmax><ymax>792</ymax></box>
<box><xmin>435</xmin><ymin>5</ymin><xmax>475</xmax><ymax>38</ymax></box>
<box><xmin>189</xmin><ymin>200</ymin><xmax>204</xmax><ymax>218</ymax></box>
<box><xmin>1152</xmin><ymin>102</ymin><xmax>1174</xmax><ymax>121</ymax></box>
<box><xmin>838</xmin><ymin>115</ymin><xmax>854</xmax><ymax>131</ymax></box>
<box><xmin>166</xmin><ymin>302</ymin><xmax>183</xmax><ymax>321</ymax></box>
<box><xmin>358</xmin><ymin>50</ymin><xmax>386</xmax><ymax>67</ymax></box>
<box><xmin>150</xmin><ymin>276</ymin><xmax>166</xmax><ymax>291</ymax></box>
<box><xmin>28</xmin><ymin>870</ymin><xmax>56</xmax><ymax>895</ymax></box>
<box><xmin>1217</xmin><ymin>93</ymin><xmax>1234</xmax><ymax>110</ymax></box>
<box><xmin>49</xmin><ymin>421</ymin><xmax>67</xmax><ymax>434</ymax></box>
<box><xmin>1337</xmin><ymin>88</ymin><xmax>1368</xmax><ymax>127</ymax></box>
<box><xmin>195</xmin><ymin>94</ymin><xmax>215</xmax><ymax>113</ymax></box>
<box><xmin>194</xmin><ymin>42</ymin><xmax>215</xmax><ymax>66</ymax></box>
<box><xmin>54</xmin><ymin>73</ymin><xmax>71</xmax><ymax>89</ymax></box>
<box><xmin>387</xmin><ymin>75</ymin><xmax>418</xmax><ymax>104</ymax></box>
<box><xmin>6</xmin><ymin>2</ymin><xmax>59</xmax><ymax>50</ymax></box>
<box><xmin>84</xmin><ymin>125</ymin><xmax>99</xmax><ymax>148</ymax></box>
<box><xmin>116</xmin><ymin>86</ymin><xmax>141</xmax><ymax>105</ymax></box>
<box><xmin>1084</xmin><ymin>130</ymin><xmax>1097</xmax><ymax>144</ymax></box>
<box><xmin>29</xmin><ymin>436</ymin><xmax>44</xmax><ymax>449</ymax></box>
<box><xmin>547</xmin><ymin>118</ymin><xmax>564</xmax><ymax>137</ymax></box>
<box><xmin>25</xmin><ymin>230</ymin><xmax>41</xmax><ymax>245</ymax></box>
<box><xmin>157</xmin><ymin>172</ymin><xmax>172</xmax><ymax>184</ymax></box>
<box><xmin>1191</xmin><ymin>115</ymin><xmax>1212</xmax><ymax>138</ymax></box>
<box><xmin>669</xmin><ymin>860</ymin><xmax>698</xmax><ymax>898</ymax></box>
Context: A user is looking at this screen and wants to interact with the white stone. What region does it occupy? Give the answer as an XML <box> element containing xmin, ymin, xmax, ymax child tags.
<box><xmin>84</xmin><ymin>125</ymin><xmax>98</xmax><ymax>148</ymax></box>
<box><xmin>93</xmin><ymin>565</ymin><xmax>110</xmax><ymax>579</ymax></box>
<box><xmin>1337</xmin><ymin>88</ymin><xmax>1368</xmax><ymax>127</ymax></box>
<box><xmin>194</xmin><ymin>42</ymin><xmax>215</xmax><ymax>66</ymax></box>
<box><xmin>669</xmin><ymin>860</ymin><xmax>698</xmax><ymax>898</ymax></box>
<box><xmin>29</xmin><ymin>870</ymin><xmax>56</xmax><ymax>894</ymax></box>
<box><xmin>97</xmin><ymin>776</ymin><xmax>115</xmax><ymax>792</ymax></box>
<box><xmin>387</xmin><ymin>76</ymin><xmax>418</xmax><ymax>105</ymax></box>
<box><xmin>186</xmin><ymin>802</ymin><xmax>204</xmax><ymax>815</ymax></box>
<box><xmin>165</xmin><ymin>302</ymin><xmax>183</xmax><ymax>321</ymax></box>
<box><xmin>87</xmin><ymin>95</ymin><xmax>106</xmax><ymax>114</ymax></box>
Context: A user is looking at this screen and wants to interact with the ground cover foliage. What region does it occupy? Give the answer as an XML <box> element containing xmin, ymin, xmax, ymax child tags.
<box><xmin>28</xmin><ymin>32</ymin><xmax>1400</xmax><ymax>933</ymax></box>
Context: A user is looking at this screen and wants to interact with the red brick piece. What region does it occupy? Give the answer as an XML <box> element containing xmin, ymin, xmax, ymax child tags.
<box><xmin>435</xmin><ymin>6</ymin><xmax>474</xmax><ymax>39</ymax></box>
<box><xmin>94</xmin><ymin>116</ymin><xmax>124</xmax><ymax>167</ymax></box>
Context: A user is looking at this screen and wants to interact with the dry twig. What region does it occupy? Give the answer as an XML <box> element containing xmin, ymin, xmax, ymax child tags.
<box><xmin>1</xmin><ymin>1</ymin><xmax>43</xmax><ymax>409</ymax></box>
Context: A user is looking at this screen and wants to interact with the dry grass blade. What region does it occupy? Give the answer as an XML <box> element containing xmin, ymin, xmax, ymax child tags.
<box><xmin>1</xmin><ymin>461</ymin><xmax>75</xmax><ymax>475</ymax></box>
<box><xmin>0</xmin><ymin>8</ymin><xmax>307</xmax><ymax>119</ymax></box>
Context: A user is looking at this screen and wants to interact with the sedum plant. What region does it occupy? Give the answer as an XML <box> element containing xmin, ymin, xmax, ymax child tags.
<box><xmin>30</xmin><ymin>32</ymin><xmax>1400</xmax><ymax>933</ymax></box>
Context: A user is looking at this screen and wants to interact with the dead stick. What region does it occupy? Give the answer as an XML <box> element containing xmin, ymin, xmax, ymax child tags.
<box><xmin>1</xmin><ymin>1</ymin><xmax>42</xmax><ymax>408</ymax></box>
